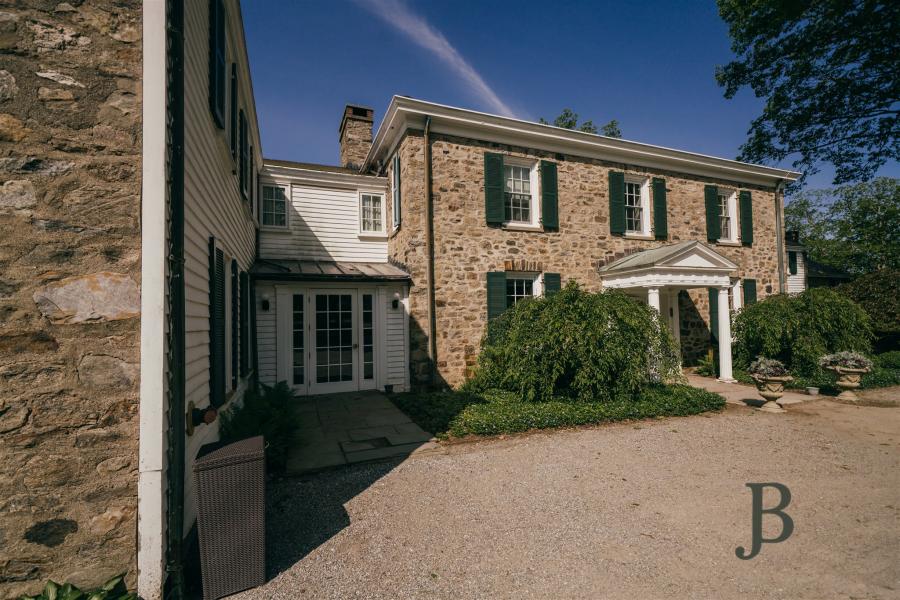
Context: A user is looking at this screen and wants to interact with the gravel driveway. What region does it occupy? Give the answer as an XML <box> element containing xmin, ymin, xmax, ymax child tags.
<box><xmin>233</xmin><ymin>400</ymin><xmax>899</xmax><ymax>599</ymax></box>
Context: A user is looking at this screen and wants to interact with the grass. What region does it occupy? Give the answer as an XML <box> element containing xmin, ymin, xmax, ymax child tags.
<box><xmin>390</xmin><ymin>385</ymin><xmax>725</xmax><ymax>439</ymax></box>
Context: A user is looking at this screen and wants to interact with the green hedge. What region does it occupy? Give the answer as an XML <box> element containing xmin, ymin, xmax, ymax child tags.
<box><xmin>468</xmin><ymin>283</ymin><xmax>680</xmax><ymax>402</ymax></box>
<box><xmin>220</xmin><ymin>381</ymin><xmax>296</xmax><ymax>472</ymax></box>
<box><xmin>733</xmin><ymin>287</ymin><xmax>873</xmax><ymax>376</ymax></box>
<box><xmin>392</xmin><ymin>385</ymin><xmax>725</xmax><ymax>438</ymax></box>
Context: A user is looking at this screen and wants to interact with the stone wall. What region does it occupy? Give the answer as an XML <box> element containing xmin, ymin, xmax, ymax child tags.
<box><xmin>338</xmin><ymin>106</ymin><xmax>373</xmax><ymax>171</ymax></box>
<box><xmin>389</xmin><ymin>132</ymin><xmax>782</xmax><ymax>387</ymax></box>
<box><xmin>0</xmin><ymin>2</ymin><xmax>142</xmax><ymax>596</ymax></box>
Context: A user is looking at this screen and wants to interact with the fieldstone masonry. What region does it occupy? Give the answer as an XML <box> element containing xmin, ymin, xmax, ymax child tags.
<box><xmin>388</xmin><ymin>132</ymin><xmax>783</xmax><ymax>387</ymax></box>
<box><xmin>0</xmin><ymin>2</ymin><xmax>141</xmax><ymax>596</ymax></box>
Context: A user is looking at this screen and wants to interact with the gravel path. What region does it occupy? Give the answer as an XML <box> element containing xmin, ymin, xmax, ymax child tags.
<box><xmin>233</xmin><ymin>400</ymin><xmax>899</xmax><ymax>599</ymax></box>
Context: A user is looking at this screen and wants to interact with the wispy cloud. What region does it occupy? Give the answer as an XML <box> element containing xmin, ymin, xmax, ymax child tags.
<box><xmin>356</xmin><ymin>0</ymin><xmax>516</xmax><ymax>118</ymax></box>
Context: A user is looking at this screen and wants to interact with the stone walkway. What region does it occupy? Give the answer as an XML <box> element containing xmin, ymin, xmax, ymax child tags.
<box><xmin>686</xmin><ymin>373</ymin><xmax>812</xmax><ymax>406</ymax></box>
<box><xmin>285</xmin><ymin>391</ymin><xmax>440</xmax><ymax>474</ymax></box>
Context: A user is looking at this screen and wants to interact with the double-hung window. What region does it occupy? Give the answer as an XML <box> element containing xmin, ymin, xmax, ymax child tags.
<box><xmin>505</xmin><ymin>272</ymin><xmax>542</xmax><ymax>308</ymax></box>
<box><xmin>504</xmin><ymin>165</ymin><xmax>532</xmax><ymax>224</ymax></box>
<box><xmin>624</xmin><ymin>177</ymin><xmax>650</xmax><ymax>235</ymax></box>
<box><xmin>718</xmin><ymin>189</ymin><xmax>737</xmax><ymax>242</ymax></box>
<box><xmin>360</xmin><ymin>193</ymin><xmax>384</xmax><ymax>234</ymax></box>
<box><xmin>261</xmin><ymin>184</ymin><xmax>287</xmax><ymax>227</ymax></box>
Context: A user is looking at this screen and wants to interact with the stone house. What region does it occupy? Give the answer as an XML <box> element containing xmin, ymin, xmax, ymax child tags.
<box><xmin>0</xmin><ymin>1</ymin><xmax>800</xmax><ymax>599</ymax></box>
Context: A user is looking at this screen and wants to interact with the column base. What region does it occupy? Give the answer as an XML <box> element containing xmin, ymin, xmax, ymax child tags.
<box><xmin>716</xmin><ymin>377</ymin><xmax>737</xmax><ymax>384</ymax></box>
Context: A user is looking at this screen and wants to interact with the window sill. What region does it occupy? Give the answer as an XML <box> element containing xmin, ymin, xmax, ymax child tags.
<box><xmin>502</xmin><ymin>223</ymin><xmax>543</xmax><ymax>232</ymax></box>
<box><xmin>716</xmin><ymin>240</ymin><xmax>742</xmax><ymax>247</ymax></box>
<box><xmin>624</xmin><ymin>233</ymin><xmax>654</xmax><ymax>241</ymax></box>
<box><xmin>260</xmin><ymin>226</ymin><xmax>290</xmax><ymax>234</ymax></box>
<box><xmin>358</xmin><ymin>232</ymin><xmax>388</xmax><ymax>241</ymax></box>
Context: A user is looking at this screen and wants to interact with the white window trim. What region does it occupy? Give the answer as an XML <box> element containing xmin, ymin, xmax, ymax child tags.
<box><xmin>391</xmin><ymin>155</ymin><xmax>401</xmax><ymax>233</ymax></box>
<box><xmin>358</xmin><ymin>190</ymin><xmax>387</xmax><ymax>238</ymax></box>
<box><xmin>505</xmin><ymin>271</ymin><xmax>543</xmax><ymax>305</ymax></box>
<box><xmin>718</xmin><ymin>188</ymin><xmax>738</xmax><ymax>244</ymax></box>
<box><xmin>260</xmin><ymin>183</ymin><xmax>289</xmax><ymax>230</ymax></box>
<box><xmin>623</xmin><ymin>175</ymin><xmax>651</xmax><ymax>237</ymax></box>
<box><xmin>502</xmin><ymin>157</ymin><xmax>541</xmax><ymax>230</ymax></box>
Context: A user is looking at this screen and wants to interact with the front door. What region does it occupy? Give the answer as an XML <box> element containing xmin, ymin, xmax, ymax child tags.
<box><xmin>309</xmin><ymin>290</ymin><xmax>358</xmax><ymax>394</ymax></box>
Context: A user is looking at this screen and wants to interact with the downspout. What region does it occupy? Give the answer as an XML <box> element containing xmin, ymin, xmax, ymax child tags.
<box><xmin>423</xmin><ymin>116</ymin><xmax>438</xmax><ymax>385</ymax></box>
<box><xmin>774</xmin><ymin>179</ymin><xmax>786</xmax><ymax>294</ymax></box>
<box><xmin>164</xmin><ymin>0</ymin><xmax>186</xmax><ymax>596</ymax></box>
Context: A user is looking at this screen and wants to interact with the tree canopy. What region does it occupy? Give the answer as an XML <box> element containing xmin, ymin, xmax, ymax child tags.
<box><xmin>539</xmin><ymin>109</ymin><xmax>622</xmax><ymax>138</ymax></box>
<box><xmin>784</xmin><ymin>177</ymin><xmax>899</xmax><ymax>275</ymax></box>
<box><xmin>716</xmin><ymin>0</ymin><xmax>899</xmax><ymax>184</ymax></box>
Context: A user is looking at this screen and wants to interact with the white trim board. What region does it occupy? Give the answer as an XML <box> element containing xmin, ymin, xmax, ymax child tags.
<box><xmin>366</xmin><ymin>96</ymin><xmax>801</xmax><ymax>187</ymax></box>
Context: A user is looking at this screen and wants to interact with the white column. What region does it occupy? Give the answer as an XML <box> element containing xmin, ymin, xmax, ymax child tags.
<box><xmin>647</xmin><ymin>287</ymin><xmax>661</xmax><ymax>313</ymax></box>
<box><xmin>717</xmin><ymin>286</ymin><xmax>735</xmax><ymax>382</ymax></box>
<box><xmin>732</xmin><ymin>279</ymin><xmax>743</xmax><ymax>312</ymax></box>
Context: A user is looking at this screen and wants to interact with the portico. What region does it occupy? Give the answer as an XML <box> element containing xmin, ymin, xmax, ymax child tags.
<box><xmin>599</xmin><ymin>241</ymin><xmax>740</xmax><ymax>382</ymax></box>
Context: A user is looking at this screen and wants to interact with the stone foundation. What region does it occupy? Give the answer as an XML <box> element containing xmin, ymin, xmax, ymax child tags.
<box><xmin>388</xmin><ymin>132</ymin><xmax>782</xmax><ymax>387</ymax></box>
<box><xmin>0</xmin><ymin>2</ymin><xmax>141</xmax><ymax>596</ymax></box>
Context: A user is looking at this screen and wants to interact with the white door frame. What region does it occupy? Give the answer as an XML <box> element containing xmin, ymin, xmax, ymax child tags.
<box><xmin>275</xmin><ymin>283</ymin><xmax>382</xmax><ymax>396</ymax></box>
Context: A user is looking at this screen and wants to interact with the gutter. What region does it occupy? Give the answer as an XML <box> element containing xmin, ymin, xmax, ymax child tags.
<box><xmin>423</xmin><ymin>116</ymin><xmax>438</xmax><ymax>385</ymax></box>
<box><xmin>775</xmin><ymin>179</ymin><xmax>786</xmax><ymax>294</ymax></box>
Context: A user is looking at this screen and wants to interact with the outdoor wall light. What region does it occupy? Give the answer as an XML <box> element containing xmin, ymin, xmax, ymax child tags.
<box><xmin>392</xmin><ymin>291</ymin><xmax>400</xmax><ymax>310</ymax></box>
<box><xmin>261</xmin><ymin>293</ymin><xmax>270</xmax><ymax>311</ymax></box>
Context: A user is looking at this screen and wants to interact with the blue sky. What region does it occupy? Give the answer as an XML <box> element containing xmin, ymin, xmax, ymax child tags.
<box><xmin>241</xmin><ymin>0</ymin><xmax>898</xmax><ymax>193</ymax></box>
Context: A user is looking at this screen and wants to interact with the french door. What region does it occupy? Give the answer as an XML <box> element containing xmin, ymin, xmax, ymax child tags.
<box><xmin>280</xmin><ymin>287</ymin><xmax>377</xmax><ymax>395</ymax></box>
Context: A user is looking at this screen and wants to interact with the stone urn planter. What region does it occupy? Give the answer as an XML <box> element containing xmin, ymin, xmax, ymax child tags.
<box><xmin>752</xmin><ymin>374</ymin><xmax>794</xmax><ymax>413</ymax></box>
<box><xmin>819</xmin><ymin>352</ymin><xmax>874</xmax><ymax>403</ymax></box>
<box><xmin>824</xmin><ymin>366</ymin><xmax>870</xmax><ymax>402</ymax></box>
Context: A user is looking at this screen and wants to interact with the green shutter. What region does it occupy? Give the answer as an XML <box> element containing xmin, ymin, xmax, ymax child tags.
<box><xmin>743</xmin><ymin>278</ymin><xmax>757</xmax><ymax>305</ymax></box>
<box><xmin>209</xmin><ymin>237</ymin><xmax>226</xmax><ymax>407</ymax></box>
<box><xmin>739</xmin><ymin>190</ymin><xmax>753</xmax><ymax>246</ymax></box>
<box><xmin>543</xmin><ymin>273</ymin><xmax>561</xmax><ymax>294</ymax></box>
<box><xmin>652</xmin><ymin>178</ymin><xmax>668</xmax><ymax>240</ymax></box>
<box><xmin>708</xmin><ymin>287</ymin><xmax>719</xmax><ymax>343</ymax></box>
<box><xmin>208</xmin><ymin>0</ymin><xmax>226</xmax><ymax>128</ymax></box>
<box><xmin>484</xmin><ymin>152</ymin><xmax>505</xmax><ymax>225</ymax></box>
<box><xmin>486</xmin><ymin>272</ymin><xmax>507</xmax><ymax>320</ymax></box>
<box><xmin>540</xmin><ymin>160</ymin><xmax>559</xmax><ymax>228</ymax></box>
<box><xmin>705</xmin><ymin>185</ymin><xmax>720</xmax><ymax>242</ymax></box>
<box><xmin>239</xmin><ymin>271</ymin><xmax>249</xmax><ymax>377</ymax></box>
<box><xmin>230</xmin><ymin>260</ymin><xmax>239</xmax><ymax>390</ymax></box>
<box><xmin>229</xmin><ymin>64</ymin><xmax>237</xmax><ymax>158</ymax></box>
<box><xmin>788</xmin><ymin>251</ymin><xmax>798</xmax><ymax>275</ymax></box>
<box><xmin>608</xmin><ymin>171</ymin><xmax>626</xmax><ymax>235</ymax></box>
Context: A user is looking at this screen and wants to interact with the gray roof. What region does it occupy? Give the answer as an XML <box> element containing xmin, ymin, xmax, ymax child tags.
<box><xmin>598</xmin><ymin>240</ymin><xmax>698</xmax><ymax>272</ymax></box>
<box><xmin>251</xmin><ymin>259</ymin><xmax>410</xmax><ymax>282</ymax></box>
<box><xmin>263</xmin><ymin>158</ymin><xmax>359</xmax><ymax>174</ymax></box>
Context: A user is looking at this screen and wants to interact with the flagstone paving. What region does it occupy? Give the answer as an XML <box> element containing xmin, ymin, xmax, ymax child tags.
<box><xmin>285</xmin><ymin>391</ymin><xmax>441</xmax><ymax>474</ymax></box>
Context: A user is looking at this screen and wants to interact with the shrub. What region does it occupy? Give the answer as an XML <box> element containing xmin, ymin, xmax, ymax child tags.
<box><xmin>837</xmin><ymin>269</ymin><xmax>899</xmax><ymax>335</ymax></box>
<box><xmin>19</xmin><ymin>574</ymin><xmax>136</xmax><ymax>600</ymax></box>
<box><xmin>733</xmin><ymin>287</ymin><xmax>872</xmax><ymax>376</ymax></box>
<box><xmin>819</xmin><ymin>351</ymin><xmax>873</xmax><ymax>370</ymax></box>
<box><xmin>862</xmin><ymin>367</ymin><xmax>900</xmax><ymax>388</ymax></box>
<box><xmin>748</xmin><ymin>356</ymin><xmax>788</xmax><ymax>377</ymax></box>
<box><xmin>220</xmin><ymin>381</ymin><xmax>296</xmax><ymax>472</ymax></box>
<box><xmin>468</xmin><ymin>283</ymin><xmax>680</xmax><ymax>402</ymax></box>
<box><xmin>875</xmin><ymin>351</ymin><xmax>900</xmax><ymax>369</ymax></box>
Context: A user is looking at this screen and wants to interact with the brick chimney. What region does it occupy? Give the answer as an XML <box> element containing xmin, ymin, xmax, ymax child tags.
<box><xmin>339</xmin><ymin>104</ymin><xmax>374</xmax><ymax>171</ymax></box>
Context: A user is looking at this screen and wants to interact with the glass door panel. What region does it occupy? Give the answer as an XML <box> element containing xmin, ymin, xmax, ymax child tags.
<box><xmin>310</xmin><ymin>290</ymin><xmax>357</xmax><ymax>394</ymax></box>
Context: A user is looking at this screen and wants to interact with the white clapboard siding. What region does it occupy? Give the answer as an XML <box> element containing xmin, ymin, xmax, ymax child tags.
<box><xmin>385</xmin><ymin>285</ymin><xmax>409</xmax><ymax>388</ymax></box>
<box><xmin>787</xmin><ymin>251</ymin><xmax>807</xmax><ymax>294</ymax></box>
<box><xmin>181</xmin><ymin>0</ymin><xmax>261</xmax><ymax>536</ymax></box>
<box><xmin>255</xmin><ymin>283</ymin><xmax>278</xmax><ymax>386</ymax></box>
<box><xmin>259</xmin><ymin>182</ymin><xmax>388</xmax><ymax>263</ymax></box>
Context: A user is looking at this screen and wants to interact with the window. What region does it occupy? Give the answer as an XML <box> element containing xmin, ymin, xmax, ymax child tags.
<box><xmin>208</xmin><ymin>0</ymin><xmax>226</xmax><ymax>128</ymax></box>
<box><xmin>504</xmin><ymin>164</ymin><xmax>534</xmax><ymax>224</ymax></box>
<box><xmin>505</xmin><ymin>272</ymin><xmax>542</xmax><ymax>308</ymax></box>
<box><xmin>391</xmin><ymin>154</ymin><xmax>401</xmax><ymax>229</ymax></box>
<box><xmin>360</xmin><ymin>193</ymin><xmax>384</xmax><ymax>233</ymax></box>
<box><xmin>362</xmin><ymin>294</ymin><xmax>374</xmax><ymax>380</ymax></box>
<box><xmin>261</xmin><ymin>185</ymin><xmax>287</xmax><ymax>227</ymax></box>
<box><xmin>624</xmin><ymin>177</ymin><xmax>650</xmax><ymax>235</ymax></box>
<box><xmin>718</xmin><ymin>189</ymin><xmax>737</xmax><ymax>242</ymax></box>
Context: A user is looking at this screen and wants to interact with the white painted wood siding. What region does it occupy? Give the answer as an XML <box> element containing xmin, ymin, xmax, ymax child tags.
<box><xmin>787</xmin><ymin>250</ymin><xmax>807</xmax><ymax>294</ymax></box>
<box><xmin>384</xmin><ymin>286</ymin><xmax>409</xmax><ymax>388</ymax></box>
<box><xmin>181</xmin><ymin>0</ymin><xmax>261</xmax><ymax>535</ymax></box>
<box><xmin>255</xmin><ymin>282</ymin><xmax>277</xmax><ymax>386</ymax></box>
<box><xmin>259</xmin><ymin>181</ymin><xmax>388</xmax><ymax>263</ymax></box>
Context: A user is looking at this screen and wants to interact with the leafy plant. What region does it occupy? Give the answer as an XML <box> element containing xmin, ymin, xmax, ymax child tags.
<box><xmin>748</xmin><ymin>356</ymin><xmax>789</xmax><ymax>378</ymax></box>
<box><xmin>695</xmin><ymin>352</ymin><xmax>718</xmax><ymax>377</ymax></box>
<box><xmin>837</xmin><ymin>269</ymin><xmax>900</xmax><ymax>334</ymax></box>
<box><xmin>819</xmin><ymin>351</ymin><xmax>873</xmax><ymax>371</ymax></box>
<box><xmin>733</xmin><ymin>287</ymin><xmax>872</xmax><ymax>377</ymax></box>
<box><xmin>220</xmin><ymin>381</ymin><xmax>296</xmax><ymax>472</ymax></box>
<box><xmin>875</xmin><ymin>351</ymin><xmax>900</xmax><ymax>370</ymax></box>
<box><xmin>19</xmin><ymin>574</ymin><xmax>136</xmax><ymax>600</ymax></box>
<box><xmin>467</xmin><ymin>283</ymin><xmax>680</xmax><ymax>403</ymax></box>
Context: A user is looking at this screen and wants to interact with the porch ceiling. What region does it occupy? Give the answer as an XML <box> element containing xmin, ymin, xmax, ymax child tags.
<box><xmin>599</xmin><ymin>240</ymin><xmax>737</xmax><ymax>289</ymax></box>
<box><xmin>251</xmin><ymin>259</ymin><xmax>411</xmax><ymax>283</ymax></box>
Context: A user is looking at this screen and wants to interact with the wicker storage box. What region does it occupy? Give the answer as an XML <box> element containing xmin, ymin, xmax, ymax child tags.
<box><xmin>193</xmin><ymin>435</ymin><xmax>266</xmax><ymax>599</ymax></box>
